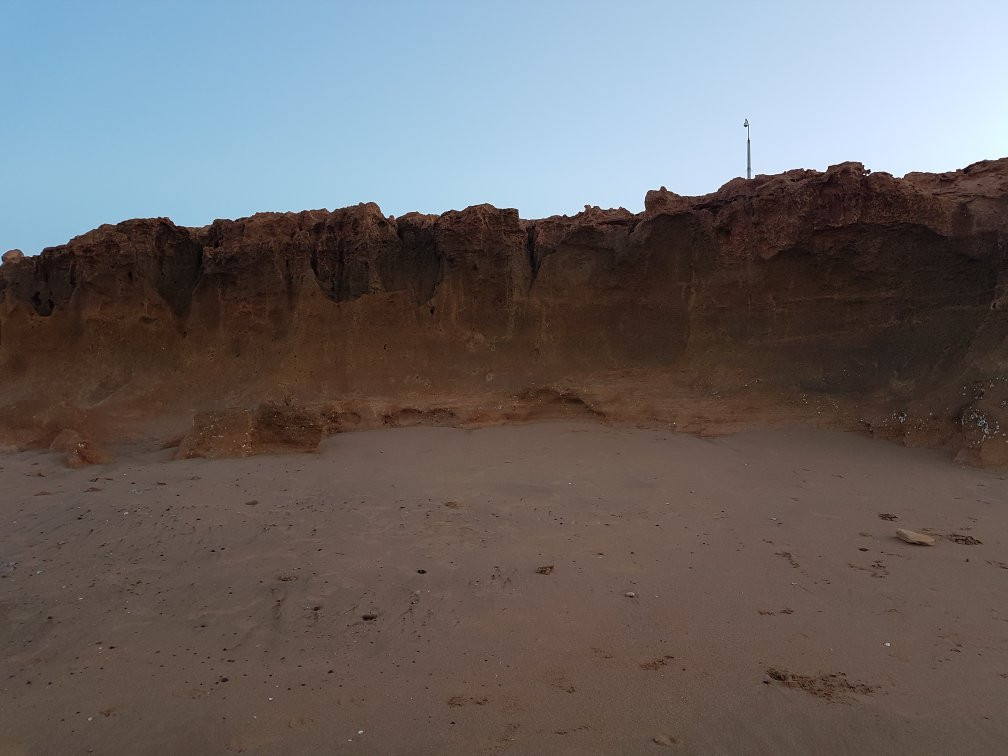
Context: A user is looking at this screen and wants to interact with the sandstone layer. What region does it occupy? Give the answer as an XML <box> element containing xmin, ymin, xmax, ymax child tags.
<box><xmin>2</xmin><ymin>159</ymin><xmax>1007</xmax><ymax>463</ymax></box>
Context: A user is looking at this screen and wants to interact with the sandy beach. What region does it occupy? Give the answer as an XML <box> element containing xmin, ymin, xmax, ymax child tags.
<box><xmin>6</xmin><ymin>3</ymin><xmax>1008</xmax><ymax>753</ymax></box>
<box><xmin>1</xmin><ymin>422</ymin><xmax>1005</xmax><ymax>754</ymax></box>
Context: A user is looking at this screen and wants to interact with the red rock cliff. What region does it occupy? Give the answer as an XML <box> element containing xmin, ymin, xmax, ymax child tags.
<box><xmin>2</xmin><ymin>159</ymin><xmax>1007</xmax><ymax>464</ymax></box>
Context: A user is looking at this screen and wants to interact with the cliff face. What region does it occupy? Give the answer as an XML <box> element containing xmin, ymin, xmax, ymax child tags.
<box><xmin>2</xmin><ymin>159</ymin><xmax>1007</xmax><ymax>464</ymax></box>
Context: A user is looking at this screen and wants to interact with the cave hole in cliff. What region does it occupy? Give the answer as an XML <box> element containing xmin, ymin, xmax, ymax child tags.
<box><xmin>30</xmin><ymin>292</ymin><xmax>54</xmax><ymax>316</ymax></box>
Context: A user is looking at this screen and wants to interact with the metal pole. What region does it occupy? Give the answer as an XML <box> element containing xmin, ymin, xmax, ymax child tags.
<box><xmin>745</xmin><ymin>118</ymin><xmax>751</xmax><ymax>180</ymax></box>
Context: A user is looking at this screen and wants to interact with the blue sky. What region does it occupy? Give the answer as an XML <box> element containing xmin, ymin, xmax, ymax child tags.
<box><xmin>2</xmin><ymin>0</ymin><xmax>1007</xmax><ymax>254</ymax></box>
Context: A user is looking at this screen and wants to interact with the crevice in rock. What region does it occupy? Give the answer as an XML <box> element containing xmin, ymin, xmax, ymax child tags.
<box><xmin>525</xmin><ymin>224</ymin><xmax>540</xmax><ymax>289</ymax></box>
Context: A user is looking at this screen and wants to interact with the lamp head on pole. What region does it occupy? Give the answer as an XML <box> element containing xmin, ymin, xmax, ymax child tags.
<box><xmin>744</xmin><ymin>118</ymin><xmax>752</xmax><ymax>180</ymax></box>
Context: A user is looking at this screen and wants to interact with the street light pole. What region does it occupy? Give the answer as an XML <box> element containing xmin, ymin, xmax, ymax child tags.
<box><xmin>744</xmin><ymin>118</ymin><xmax>751</xmax><ymax>179</ymax></box>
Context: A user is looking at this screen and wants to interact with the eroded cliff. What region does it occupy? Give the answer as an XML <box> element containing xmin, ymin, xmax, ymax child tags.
<box><xmin>2</xmin><ymin>159</ymin><xmax>1007</xmax><ymax>464</ymax></box>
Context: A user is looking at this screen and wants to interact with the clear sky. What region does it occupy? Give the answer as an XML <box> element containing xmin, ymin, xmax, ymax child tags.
<box><xmin>3</xmin><ymin>0</ymin><xmax>1007</xmax><ymax>255</ymax></box>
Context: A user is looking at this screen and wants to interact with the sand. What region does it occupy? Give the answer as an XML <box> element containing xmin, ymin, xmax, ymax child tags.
<box><xmin>1</xmin><ymin>422</ymin><xmax>1006</xmax><ymax>754</ymax></box>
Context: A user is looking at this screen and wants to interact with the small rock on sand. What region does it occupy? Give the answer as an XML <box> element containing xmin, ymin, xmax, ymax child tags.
<box><xmin>896</xmin><ymin>528</ymin><xmax>935</xmax><ymax>546</ymax></box>
<box><xmin>49</xmin><ymin>429</ymin><xmax>108</xmax><ymax>468</ymax></box>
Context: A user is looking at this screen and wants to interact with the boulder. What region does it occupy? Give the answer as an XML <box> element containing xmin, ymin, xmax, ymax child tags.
<box><xmin>49</xmin><ymin>428</ymin><xmax>108</xmax><ymax>468</ymax></box>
